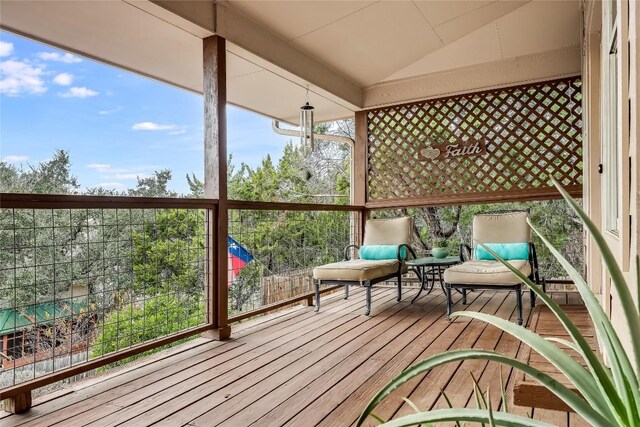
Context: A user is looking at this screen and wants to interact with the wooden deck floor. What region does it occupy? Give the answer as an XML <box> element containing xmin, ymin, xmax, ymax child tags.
<box><xmin>1</xmin><ymin>287</ymin><xmax>590</xmax><ymax>426</ymax></box>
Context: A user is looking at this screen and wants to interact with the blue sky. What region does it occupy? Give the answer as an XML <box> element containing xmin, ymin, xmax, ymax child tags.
<box><xmin>0</xmin><ymin>30</ymin><xmax>293</xmax><ymax>194</ymax></box>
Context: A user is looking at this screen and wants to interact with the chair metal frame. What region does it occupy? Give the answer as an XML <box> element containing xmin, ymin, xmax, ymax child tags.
<box><xmin>315</xmin><ymin>244</ymin><xmax>416</xmax><ymax>316</ymax></box>
<box><xmin>444</xmin><ymin>210</ymin><xmax>543</xmax><ymax>326</ymax></box>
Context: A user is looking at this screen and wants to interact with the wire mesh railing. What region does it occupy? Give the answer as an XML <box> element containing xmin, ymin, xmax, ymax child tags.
<box><xmin>0</xmin><ymin>199</ymin><xmax>213</xmax><ymax>391</ymax></box>
<box><xmin>227</xmin><ymin>202</ymin><xmax>362</xmax><ymax>318</ymax></box>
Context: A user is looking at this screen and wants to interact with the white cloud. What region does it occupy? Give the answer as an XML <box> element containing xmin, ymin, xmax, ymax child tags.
<box><xmin>87</xmin><ymin>163</ymin><xmax>111</xmax><ymax>172</ymax></box>
<box><xmin>168</xmin><ymin>128</ymin><xmax>187</xmax><ymax>135</ymax></box>
<box><xmin>96</xmin><ymin>182</ymin><xmax>127</xmax><ymax>191</ymax></box>
<box><xmin>132</xmin><ymin>122</ymin><xmax>177</xmax><ymax>131</ymax></box>
<box><xmin>1</xmin><ymin>155</ymin><xmax>28</xmax><ymax>163</ymax></box>
<box><xmin>0</xmin><ymin>41</ymin><xmax>14</xmax><ymax>57</ymax></box>
<box><xmin>113</xmin><ymin>173</ymin><xmax>148</xmax><ymax>180</ymax></box>
<box><xmin>98</xmin><ymin>106</ymin><xmax>122</xmax><ymax>115</ymax></box>
<box><xmin>59</xmin><ymin>86</ymin><xmax>99</xmax><ymax>98</ymax></box>
<box><xmin>36</xmin><ymin>52</ymin><xmax>82</xmax><ymax>63</ymax></box>
<box><xmin>53</xmin><ymin>72</ymin><xmax>73</xmax><ymax>86</ymax></box>
<box><xmin>0</xmin><ymin>59</ymin><xmax>47</xmax><ymax>96</ymax></box>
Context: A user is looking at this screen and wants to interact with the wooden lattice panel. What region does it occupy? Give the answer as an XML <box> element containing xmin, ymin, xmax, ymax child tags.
<box><xmin>366</xmin><ymin>77</ymin><xmax>583</xmax><ymax>206</ymax></box>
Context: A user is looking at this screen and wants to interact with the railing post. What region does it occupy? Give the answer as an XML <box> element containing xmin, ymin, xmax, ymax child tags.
<box><xmin>2</xmin><ymin>391</ymin><xmax>31</xmax><ymax>414</ymax></box>
<box><xmin>202</xmin><ymin>35</ymin><xmax>230</xmax><ymax>340</ymax></box>
<box><xmin>353</xmin><ymin>111</ymin><xmax>368</xmax><ymax>245</ymax></box>
<box><xmin>352</xmin><ymin>111</ymin><xmax>367</xmax><ymax>208</ymax></box>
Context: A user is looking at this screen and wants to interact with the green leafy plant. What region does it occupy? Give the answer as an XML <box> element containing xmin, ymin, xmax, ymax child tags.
<box><xmin>90</xmin><ymin>293</ymin><xmax>205</xmax><ymax>370</ymax></box>
<box><xmin>433</xmin><ymin>239</ymin><xmax>448</xmax><ymax>248</ymax></box>
<box><xmin>358</xmin><ymin>179</ymin><xmax>640</xmax><ymax>427</ymax></box>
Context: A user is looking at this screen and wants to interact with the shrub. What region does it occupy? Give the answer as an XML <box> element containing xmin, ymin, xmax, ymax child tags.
<box><xmin>90</xmin><ymin>293</ymin><xmax>205</xmax><ymax>369</ymax></box>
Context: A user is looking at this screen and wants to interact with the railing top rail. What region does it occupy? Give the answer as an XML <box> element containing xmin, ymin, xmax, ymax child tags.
<box><xmin>0</xmin><ymin>193</ymin><xmax>364</xmax><ymax>212</ymax></box>
<box><xmin>227</xmin><ymin>199</ymin><xmax>363</xmax><ymax>212</ymax></box>
<box><xmin>0</xmin><ymin>193</ymin><xmax>218</xmax><ymax>209</ymax></box>
<box><xmin>365</xmin><ymin>185</ymin><xmax>583</xmax><ymax>210</ymax></box>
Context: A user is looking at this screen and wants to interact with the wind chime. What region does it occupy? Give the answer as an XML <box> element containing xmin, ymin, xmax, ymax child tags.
<box><xmin>300</xmin><ymin>85</ymin><xmax>315</xmax><ymax>154</ymax></box>
<box><xmin>299</xmin><ymin>86</ymin><xmax>315</xmax><ymax>181</ymax></box>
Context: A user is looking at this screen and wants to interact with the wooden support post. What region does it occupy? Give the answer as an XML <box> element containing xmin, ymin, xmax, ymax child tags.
<box><xmin>202</xmin><ymin>35</ymin><xmax>230</xmax><ymax>341</ymax></box>
<box><xmin>353</xmin><ymin>111</ymin><xmax>368</xmax><ymax>243</ymax></box>
<box><xmin>3</xmin><ymin>391</ymin><xmax>31</xmax><ymax>414</ymax></box>
<box><xmin>302</xmin><ymin>294</ymin><xmax>314</xmax><ymax>307</ymax></box>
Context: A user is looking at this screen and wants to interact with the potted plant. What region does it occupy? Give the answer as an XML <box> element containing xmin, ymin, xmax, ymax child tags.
<box><xmin>431</xmin><ymin>239</ymin><xmax>449</xmax><ymax>259</ymax></box>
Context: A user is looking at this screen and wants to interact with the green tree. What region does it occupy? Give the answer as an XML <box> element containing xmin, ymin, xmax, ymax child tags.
<box><xmin>90</xmin><ymin>294</ymin><xmax>204</xmax><ymax>366</ymax></box>
<box><xmin>0</xmin><ymin>151</ymin><xmax>107</xmax><ymax>309</ymax></box>
<box><xmin>0</xmin><ymin>149</ymin><xmax>80</xmax><ymax>194</ymax></box>
<box><xmin>127</xmin><ymin>170</ymin><xmax>176</xmax><ymax>198</ymax></box>
<box><xmin>224</xmin><ymin>133</ymin><xmax>353</xmax><ymax>312</ymax></box>
<box><xmin>132</xmin><ymin>208</ymin><xmax>205</xmax><ymax>296</ymax></box>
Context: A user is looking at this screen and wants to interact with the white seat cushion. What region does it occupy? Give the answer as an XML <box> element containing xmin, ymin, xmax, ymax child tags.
<box><xmin>443</xmin><ymin>259</ymin><xmax>531</xmax><ymax>285</ymax></box>
<box><xmin>313</xmin><ymin>259</ymin><xmax>400</xmax><ymax>282</ymax></box>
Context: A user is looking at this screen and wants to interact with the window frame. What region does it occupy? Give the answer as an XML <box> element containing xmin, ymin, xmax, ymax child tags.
<box><xmin>603</xmin><ymin>0</ymin><xmax>621</xmax><ymax>234</ymax></box>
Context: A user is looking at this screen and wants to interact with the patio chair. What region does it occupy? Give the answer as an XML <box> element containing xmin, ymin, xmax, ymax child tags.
<box><xmin>312</xmin><ymin>216</ymin><xmax>415</xmax><ymax>316</ymax></box>
<box><xmin>443</xmin><ymin>210</ymin><xmax>542</xmax><ymax>325</ymax></box>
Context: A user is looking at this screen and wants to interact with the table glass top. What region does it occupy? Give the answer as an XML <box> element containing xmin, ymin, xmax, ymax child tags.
<box><xmin>406</xmin><ymin>256</ymin><xmax>460</xmax><ymax>266</ymax></box>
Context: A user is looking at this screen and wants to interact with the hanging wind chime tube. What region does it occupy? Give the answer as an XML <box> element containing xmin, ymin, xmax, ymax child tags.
<box><xmin>300</xmin><ymin>100</ymin><xmax>314</xmax><ymax>153</ymax></box>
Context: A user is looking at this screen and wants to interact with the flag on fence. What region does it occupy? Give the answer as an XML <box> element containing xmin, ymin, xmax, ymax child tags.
<box><xmin>228</xmin><ymin>236</ymin><xmax>254</xmax><ymax>285</ymax></box>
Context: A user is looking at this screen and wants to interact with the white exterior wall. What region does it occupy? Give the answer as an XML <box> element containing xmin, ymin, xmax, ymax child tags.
<box><xmin>583</xmin><ymin>0</ymin><xmax>639</xmax><ymax>360</ymax></box>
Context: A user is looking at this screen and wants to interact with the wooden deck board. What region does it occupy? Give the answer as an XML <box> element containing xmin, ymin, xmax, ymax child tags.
<box><xmin>513</xmin><ymin>304</ymin><xmax>596</xmax><ymax>413</ymax></box>
<box><xmin>1</xmin><ymin>287</ymin><xmax>591</xmax><ymax>427</ymax></box>
<box><xmin>211</xmin><ymin>296</ymin><xmax>445</xmax><ymax>427</ymax></box>
<box><xmin>393</xmin><ymin>293</ymin><xmax>514</xmax><ymax>418</ymax></box>
<box><xmin>5</xmin><ymin>289</ymin><xmax>388</xmax><ymax>427</ymax></box>
<box><xmin>368</xmin><ymin>291</ymin><xmax>506</xmax><ymax>424</ymax></box>
<box><xmin>254</xmin><ymin>295</ymin><xmax>454</xmax><ymax>426</ymax></box>
<box><xmin>50</xmin><ymin>290</ymin><xmax>397</xmax><ymax>427</ymax></box>
<box><xmin>117</xmin><ymin>289</ymin><xmax>419</xmax><ymax>426</ymax></box>
<box><xmin>313</xmin><ymin>294</ymin><xmax>489</xmax><ymax>427</ymax></box>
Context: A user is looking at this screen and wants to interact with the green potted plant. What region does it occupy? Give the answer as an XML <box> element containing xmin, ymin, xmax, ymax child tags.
<box><xmin>431</xmin><ymin>239</ymin><xmax>449</xmax><ymax>259</ymax></box>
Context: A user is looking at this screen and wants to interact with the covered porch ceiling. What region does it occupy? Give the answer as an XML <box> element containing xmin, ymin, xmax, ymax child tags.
<box><xmin>0</xmin><ymin>0</ymin><xmax>580</xmax><ymax>124</ymax></box>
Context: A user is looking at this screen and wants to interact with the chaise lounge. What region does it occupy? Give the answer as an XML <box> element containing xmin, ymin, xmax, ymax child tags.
<box><xmin>312</xmin><ymin>216</ymin><xmax>415</xmax><ymax>316</ymax></box>
<box><xmin>443</xmin><ymin>210</ymin><xmax>542</xmax><ymax>325</ymax></box>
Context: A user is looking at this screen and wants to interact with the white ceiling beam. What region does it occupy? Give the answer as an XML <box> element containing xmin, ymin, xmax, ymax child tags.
<box><xmin>363</xmin><ymin>45</ymin><xmax>581</xmax><ymax>109</ymax></box>
<box><xmin>214</xmin><ymin>3</ymin><xmax>364</xmax><ymax>108</ymax></box>
<box><xmin>142</xmin><ymin>1</ymin><xmax>216</xmax><ymax>37</ymax></box>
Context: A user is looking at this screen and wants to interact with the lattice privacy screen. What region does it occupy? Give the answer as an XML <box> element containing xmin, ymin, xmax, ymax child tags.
<box><xmin>366</xmin><ymin>77</ymin><xmax>582</xmax><ymax>206</ymax></box>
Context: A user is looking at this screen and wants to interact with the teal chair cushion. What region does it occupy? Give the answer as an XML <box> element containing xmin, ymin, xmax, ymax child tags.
<box><xmin>475</xmin><ymin>242</ymin><xmax>529</xmax><ymax>261</ymax></box>
<box><xmin>359</xmin><ymin>245</ymin><xmax>407</xmax><ymax>260</ymax></box>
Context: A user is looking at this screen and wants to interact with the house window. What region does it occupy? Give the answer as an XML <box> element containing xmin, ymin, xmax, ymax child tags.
<box><xmin>604</xmin><ymin>0</ymin><xmax>620</xmax><ymax>233</ymax></box>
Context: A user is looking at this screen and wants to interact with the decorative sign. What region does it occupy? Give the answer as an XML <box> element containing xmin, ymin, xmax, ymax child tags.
<box><xmin>419</xmin><ymin>139</ymin><xmax>487</xmax><ymax>162</ymax></box>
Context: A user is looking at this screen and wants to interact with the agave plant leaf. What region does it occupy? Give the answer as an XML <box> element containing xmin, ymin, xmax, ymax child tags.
<box><xmin>401</xmin><ymin>397</ymin><xmax>425</xmax><ymax>427</ymax></box>
<box><xmin>357</xmin><ymin>350</ymin><xmax>611</xmax><ymax>427</ymax></box>
<box><xmin>359</xmin><ymin>182</ymin><xmax>639</xmax><ymax>427</ymax></box>
<box><xmin>637</xmin><ymin>256</ymin><xmax>640</xmax><ymax>316</ymax></box>
<box><xmin>471</xmin><ymin>372</ymin><xmax>487</xmax><ymax>407</ymax></box>
<box><xmin>499</xmin><ymin>370</ymin><xmax>508</xmax><ymax>414</ymax></box>
<box><xmin>370</xmin><ymin>412</ymin><xmax>386</xmax><ymax>424</ymax></box>
<box><xmin>487</xmin><ymin>394</ymin><xmax>497</xmax><ymax>427</ymax></box>
<box><xmin>544</xmin><ymin>337</ymin><xmax>580</xmax><ymax>353</ymax></box>
<box><xmin>402</xmin><ymin>397</ymin><xmax>422</xmax><ymax>414</ymax></box>
<box><xmin>478</xmin><ymin>240</ymin><xmax>627</xmax><ymax>424</ymax></box>
<box><xmin>470</xmin><ymin>373</ymin><xmax>487</xmax><ymax>427</ymax></box>
<box><xmin>552</xmin><ymin>178</ymin><xmax>640</xmax><ymax>375</ymax></box>
<box><xmin>525</xmin><ymin>221</ymin><xmax>639</xmax><ymax>424</ymax></box>
<box><xmin>440</xmin><ymin>390</ymin><xmax>462</xmax><ymax>427</ymax></box>
<box><xmin>451</xmin><ymin>310</ymin><xmax>615</xmax><ymax>421</ymax></box>
<box><xmin>377</xmin><ymin>408</ymin><xmax>556</xmax><ymax>427</ymax></box>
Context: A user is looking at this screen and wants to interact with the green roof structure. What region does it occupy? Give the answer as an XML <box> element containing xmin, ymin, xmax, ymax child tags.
<box><xmin>0</xmin><ymin>300</ymin><xmax>87</xmax><ymax>336</ymax></box>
